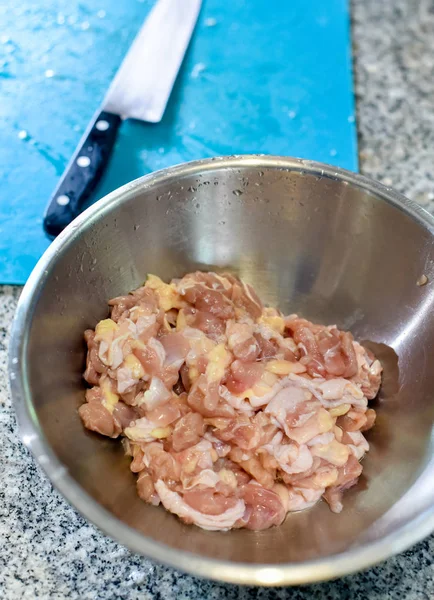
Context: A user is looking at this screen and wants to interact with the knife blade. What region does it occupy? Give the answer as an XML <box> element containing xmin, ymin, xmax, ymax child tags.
<box><xmin>43</xmin><ymin>0</ymin><xmax>202</xmax><ymax>238</ymax></box>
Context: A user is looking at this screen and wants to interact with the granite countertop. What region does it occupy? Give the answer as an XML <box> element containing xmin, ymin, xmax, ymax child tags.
<box><xmin>2</xmin><ymin>0</ymin><xmax>434</xmax><ymax>598</ymax></box>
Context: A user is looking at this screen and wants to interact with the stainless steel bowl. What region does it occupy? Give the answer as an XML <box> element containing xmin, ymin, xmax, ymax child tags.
<box><xmin>9</xmin><ymin>155</ymin><xmax>434</xmax><ymax>586</ymax></box>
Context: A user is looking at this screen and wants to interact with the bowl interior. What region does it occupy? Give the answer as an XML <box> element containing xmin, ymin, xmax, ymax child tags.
<box><xmin>16</xmin><ymin>159</ymin><xmax>434</xmax><ymax>575</ymax></box>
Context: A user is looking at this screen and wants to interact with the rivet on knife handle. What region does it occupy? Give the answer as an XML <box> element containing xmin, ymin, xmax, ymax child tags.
<box><xmin>43</xmin><ymin>110</ymin><xmax>121</xmax><ymax>238</ymax></box>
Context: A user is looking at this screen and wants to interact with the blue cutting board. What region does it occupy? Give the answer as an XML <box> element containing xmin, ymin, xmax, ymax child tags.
<box><xmin>0</xmin><ymin>0</ymin><xmax>357</xmax><ymax>284</ymax></box>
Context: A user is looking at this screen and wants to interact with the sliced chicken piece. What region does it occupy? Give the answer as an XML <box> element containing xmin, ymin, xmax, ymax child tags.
<box><xmin>78</xmin><ymin>402</ymin><xmax>120</xmax><ymax>438</ymax></box>
<box><xmin>225</xmin><ymin>360</ymin><xmax>264</xmax><ymax>395</ymax></box>
<box><xmin>137</xmin><ymin>471</ymin><xmax>161</xmax><ymax>506</ymax></box>
<box><xmin>240</xmin><ymin>482</ymin><xmax>286</xmax><ymax>530</ymax></box>
<box><xmin>172</xmin><ymin>412</ymin><xmax>206</xmax><ymax>452</ymax></box>
<box><xmin>155</xmin><ymin>480</ymin><xmax>245</xmax><ymax>530</ymax></box>
<box><xmin>323</xmin><ymin>455</ymin><xmax>363</xmax><ymax>513</ymax></box>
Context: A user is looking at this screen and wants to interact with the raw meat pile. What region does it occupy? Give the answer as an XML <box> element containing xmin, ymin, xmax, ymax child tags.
<box><xmin>80</xmin><ymin>272</ymin><xmax>382</xmax><ymax>531</ymax></box>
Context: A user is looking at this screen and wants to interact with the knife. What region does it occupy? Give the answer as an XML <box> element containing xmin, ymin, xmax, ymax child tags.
<box><xmin>43</xmin><ymin>0</ymin><xmax>202</xmax><ymax>238</ymax></box>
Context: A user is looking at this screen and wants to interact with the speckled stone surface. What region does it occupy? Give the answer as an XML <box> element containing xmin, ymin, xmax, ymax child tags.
<box><xmin>353</xmin><ymin>0</ymin><xmax>434</xmax><ymax>211</ymax></box>
<box><xmin>2</xmin><ymin>0</ymin><xmax>434</xmax><ymax>597</ymax></box>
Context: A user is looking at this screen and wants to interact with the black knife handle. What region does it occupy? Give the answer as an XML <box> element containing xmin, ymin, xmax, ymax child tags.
<box><xmin>43</xmin><ymin>110</ymin><xmax>122</xmax><ymax>238</ymax></box>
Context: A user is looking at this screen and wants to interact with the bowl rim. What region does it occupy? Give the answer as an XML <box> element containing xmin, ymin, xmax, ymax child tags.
<box><xmin>8</xmin><ymin>154</ymin><xmax>434</xmax><ymax>586</ymax></box>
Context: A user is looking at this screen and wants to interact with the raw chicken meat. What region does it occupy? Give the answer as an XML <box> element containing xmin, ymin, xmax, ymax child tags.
<box><xmin>80</xmin><ymin>272</ymin><xmax>382</xmax><ymax>531</ymax></box>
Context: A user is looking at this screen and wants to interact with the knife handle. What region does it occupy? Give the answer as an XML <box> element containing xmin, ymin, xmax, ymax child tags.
<box><xmin>43</xmin><ymin>110</ymin><xmax>122</xmax><ymax>238</ymax></box>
